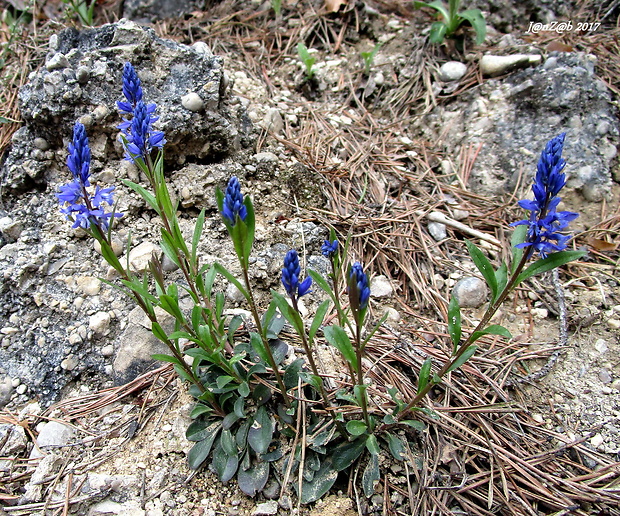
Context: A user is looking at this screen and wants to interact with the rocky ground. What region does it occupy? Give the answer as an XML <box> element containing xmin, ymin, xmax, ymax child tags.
<box><xmin>0</xmin><ymin>0</ymin><xmax>619</xmax><ymax>514</ymax></box>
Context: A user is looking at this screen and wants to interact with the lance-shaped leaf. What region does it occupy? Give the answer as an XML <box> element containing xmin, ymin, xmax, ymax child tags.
<box><xmin>297</xmin><ymin>458</ymin><xmax>338</xmax><ymax>504</ymax></box>
<box><xmin>418</xmin><ymin>358</ymin><xmax>432</xmax><ymax>394</ymax></box>
<box><xmin>447</xmin><ymin>345</ymin><xmax>478</xmax><ymax>373</ymax></box>
<box><xmin>187</xmin><ymin>421</ymin><xmax>222</xmax><ymax>469</ymax></box>
<box><xmin>362</xmin><ymin>453</ymin><xmax>380</xmax><ymax>497</ymax></box>
<box><xmin>469</xmin><ymin>325</ymin><xmax>512</xmax><ymax>345</ymax></box>
<box><xmin>247</xmin><ymin>406</ymin><xmax>273</xmax><ymax>455</ymax></box>
<box><xmin>448</xmin><ymin>295</ymin><xmax>461</xmax><ymax>353</ymax></box>
<box><xmin>332</xmin><ymin>438</ymin><xmax>366</xmax><ymax>471</ymax></box>
<box><xmin>237</xmin><ymin>459</ymin><xmax>269</xmax><ymax>497</ymax></box>
<box><xmin>514</xmin><ymin>250</ymin><xmax>586</xmax><ymax>287</ymax></box>
<box><xmin>324</xmin><ymin>325</ymin><xmax>357</xmax><ymax>372</ymax></box>
<box><xmin>465</xmin><ymin>240</ymin><xmax>498</xmax><ymax>301</ymax></box>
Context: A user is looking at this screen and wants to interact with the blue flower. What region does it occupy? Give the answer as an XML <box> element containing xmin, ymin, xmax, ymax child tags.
<box><xmin>348</xmin><ymin>262</ymin><xmax>370</xmax><ymax>313</ymax></box>
<box><xmin>57</xmin><ymin>123</ymin><xmax>122</xmax><ymax>231</ymax></box>
<box><xmin>117</xmin><ymin>63</ymin><xmax>165</xmax><ymax>162</ymax></box>
<box><xmin>511</xmin><ymin>133</ymin><xmax>579</xmax><ymax>258</ymax></box>
<box><xmin>282</xmin><ymin>250</ymin><xmax>312</xmax><ymax>300</ymax></box>
<box><xmin>66</xmin><ymin>122</ymin><xmax>91</xmax><ymax>185</ymax></box>
<box><xmin>321</xmin><ymin>239</ymin><xmax>338</xmax><ymax>258</ymax></box>
<box><xmin>221</xmin><ymin>176</ymin><xmax>247</xmax><ymax>226</ymax></box>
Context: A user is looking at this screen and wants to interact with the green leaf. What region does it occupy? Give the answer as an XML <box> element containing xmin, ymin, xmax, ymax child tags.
<box><xmin>332</xmin><ymin>438</ymin><xmax>366</xmax><ymax>471</ymax></box>
<box><xmin>511</xmin><ymin>225</ymin><xmax>528</xmax><ymax>274</ymax></box>
<box><xmin>401</xmin><ymin>419</ymin><xmax>426</xmax><ymax>431</ymax></box>
<box><xmin>429</xmin><ymin>21</ymin><xmax>448</xmax><ymax>43</ymax></box>
<box><xmin>346</xmin><ymin>420</ymin><xmax>368</xmax><ymax>437</ymax></box>
<box><xmin>250</xmin><ymin>332</ymin><xmax>270</xmax><ymax>364</ymax></box>
<box><xmin>494</xmin><ymin>262</ymin><xmax>508</xmax><ymax>303</ymax></box>
<box><xmin>151</xmin><ymin>322</ymin><xmax>170</xmax><ymax>344</ymax></box>
<box><xmin>447</xmin><ymin>295</ymin><xmax>461</xmax><ymax>353</ymax></box>
<box><xmin>160</xmin><ymin>229</ymin><xmax>183</xmax><ymax>270</ymax></box>
<box><xmin>309</xmin><ymin>299</ymin><xmax>330</xmax><ymax>345</ymax></box>
<box><xmin>271</xmin><ymin>291</ymin><xmax>304</xmax><ymax>335</ymax></box>
<box><xmin>414</xmin><ymin>0</ymin><xmax>449</xmax><ymax>20</ymax></box>
<box><xmin>159</xmin><ymin>294</ymin><xmax>185</xmax><ymax>323</ymax></box>
<box><xmin>365</xmin><ymin>434</ymin><xmax>380</xmax><ymax>455</ymax></box>
<box><xmin>324</xmin><ymin>325</ymin><xmax>357</xmax><ymax>372</ymax></box>
<box><xmin>469</xmin><ymin>325</ymin><xmax>512</xmax><ymax>344</ymax></box>
<box><xmin>417</xmin><ymin>358</ymin><xmax>432</xmax><ymax>394</ymax></box>
<box><xmin>214</xmin><ymin>263</ymin><xmax>250</xmax><ymax>303</ymax></box>
<box><xmin>465</xmin><ymin>240</ymin><xmax>497</xmax><ymax>301</ymax></box>
<box><xmin>151</xmin><ymin>353</ymin><xmax>180</xmax><ymax>364</ymax></box>
<box><xmin>216</xmin><ymin>376</ymin><xmax>236</xmax><ymax>389</ymax></box>
<box><xmin>243</xmin><ymin>196</ymin><xmax>255</xmax><ymax>264</ymax></box>
<box><xmin>247</xmin><ymin>406</ymin><xmax>273</xmax><ymax>455</ymax></box>
<box><xmin>212</xmin><ymin>439</ymin><xmax>239</xmax><ymax>482</ymax></box>
<box><xmin>515</xmin><ymin>251</ymin><xmax>586</xmax><ymax>287</ymax></box>
<box><xmin>237</xmin><ymin>460</ymin><xmax>269</xmax><ymax>497</ymax></box>
<box><xmin>190</xmin><ymin>404</ymin><xmax>212</xmax><ymax>419</ymax></box>
<box><xmin>298</xmin><ymin>458</ymin><xmax>338</xmax><ymax>504</ymax></box>
<box><xmin>191</xmin><ymin>209</ymin><xmax>206</xmax><ymax>269</ymax></box>
<box><xmin>459</xmin><ymin>9</ymin><xmax>487</xmax><ymax>44</ymax></box>
<box><xmin>362</xmin><ymin>453</ymin><xmax>380</xmax><ymax>497</ymax></box>
<box><xmin>308</xmin><ymin>269</ymin><xmax>336</xmax><ymax>302</ymax></box>
<box><xmin>187</xmin><ymin>421</ymin><xmax>222</xmax><ymax>469</ymax></box>
<box><xmin>122</xmin><ymin>179</ymin><xmax>159</xmax><ymax>212</ymax></box>
<box><xmin>384</xmin><ymin>433</ymin><xmax>405</xmax><ymax>461</ymax></box>
<box><xmin>284</xmin><ymin>358</ymin><xmax>305</xmax><ymax>390</ymax></box>
<box><xmin>447</xmin><ymin>345</ymin><xmax>478</xmax><ymax>373</ymax></box>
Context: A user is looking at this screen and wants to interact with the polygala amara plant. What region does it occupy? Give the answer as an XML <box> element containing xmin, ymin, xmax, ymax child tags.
<box><xmin>56</xmin><ymin>61</ymin><xmax>584</xmax><ymax>503</ymax></box>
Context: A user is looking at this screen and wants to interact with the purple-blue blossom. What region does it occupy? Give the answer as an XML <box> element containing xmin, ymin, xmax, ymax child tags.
<box><xmin>57</xmin><ymin>123</ymin><xmax>121</xmax><ymax>231</ymax></box>
<box><xmin>282</xmin><ymin>250</ymin><xmax>312</xmax><ymax>300</ymax></box>
<box><xmin>321</xmin><ymin>239</ymin><xmax>338</xmax><ymax>258</ymax></box>
<box><xmin>221</xmin><ymin>176</ymin><xmax>247</xmax><ymax>226</ymax></box>
<box><xmin>117</xmin><ymin>63</ymin><xmax>165</xmax><ymax>162</ymax></box>
<box><xmin>348</xmin><ymin>262</ymin><xmax>370</xmax><ymax>313</ymax></box>
<box><xmin>511</xmin><ymin>133</ymin><xmax>579</xmax><ymax>258</ymax></box>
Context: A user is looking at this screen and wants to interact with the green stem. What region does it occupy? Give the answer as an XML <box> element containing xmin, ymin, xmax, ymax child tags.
<box><xmin>241</xmin><ymin>266</ymin><xmax>292</xmax><ymax>407</ymax></box>
<box><xmin>397</xmin><ymin>248</ymin><xmax>534</xmax><ymax>420</ymax></box>
<box><xmin>354</xmin><ymin>318</ymin><xmax>371</xmax><ymax>429</ymax></box>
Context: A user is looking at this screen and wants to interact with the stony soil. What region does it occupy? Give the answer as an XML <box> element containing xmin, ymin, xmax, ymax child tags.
<box><xmin>0</xmin><ymin>0</ymin><xmax>619</xmax><ymax>515</ymax></box>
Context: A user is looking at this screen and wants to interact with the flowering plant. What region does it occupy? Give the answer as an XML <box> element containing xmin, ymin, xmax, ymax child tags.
<box><xmin>56</xmin><ymin>63</ymin><xmax>584</xmax><ymax>504</ymax></box>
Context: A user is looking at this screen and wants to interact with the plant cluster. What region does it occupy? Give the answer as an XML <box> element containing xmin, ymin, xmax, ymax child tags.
<box><xmin>56</xmin><ymin>62</ymin><xmax>584</xmax><ymax>503</ymax></box>
<box><xmin>62</xmin><ymin>0</ymin><xmax>96</xmax><ymax>26</ymax></box>
<box><xmin>414</xmin><ymin>0</ymin><xmax>486</xmax><ymax>45</ymax></box>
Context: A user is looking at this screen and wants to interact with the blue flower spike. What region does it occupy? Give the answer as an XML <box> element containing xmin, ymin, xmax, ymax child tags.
<box><xmin>321</xmin><ymin>239</ymin><xmax>339</xmax><ymax>258</ymax></box>
<box><xmin>117</xmin><ymin>63</ymin><xmax>165</xmax><ymax>163</ymax></box>
<box><xmin>221</xmin><ymin>176</ymin><xmax>248</xmax><ymax>226</ymax></box>
<box><xmin>348</xmin><ymin>262</ymin><xmax>371</xmax><ymax>320</ymax></box>
<box><xmin>282</xmin><ymin>250</ymin><xmax>312</xmax><ymax>301</ymax></box>
<box><xmin>57</xmin><ymin>123</ymin><xmax>121</xmax><ymax>231</ymax></box>
<box><xmin>511</xmin><ymin>133</ymin><xmax>579</xmax><ymax>258</ymax></box>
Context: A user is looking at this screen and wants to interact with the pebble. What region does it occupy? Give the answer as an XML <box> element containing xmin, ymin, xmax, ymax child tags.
<box><xmin>598</xmin><ymin>368</ymin><xmax>612</xmax><ymax>384</ymax></box>
<box><xmin>594</xmin><ymin>338</ymin><xmax>608</xmax><ymax>354</ymax></box>
<box><xmin>262</xmin><ymin>108</ymin><xmax>284</xmax><ymax>134</ymax></box>
<box><xmin>94</xmin><ymin>237</ymin><xmax>124</xmax><ymax>257</ymax></box>
<box><xmin>61</xmin><ymin>355</ymin><xmax>78</xmax><ymax>371</ymax></box>
<box><xmin>427</xmin><ymin>221</ymin><xmax>447</xmax><ymax>241</ymax></box>
<box><xmin>0</xmin><ymin>216</ymin><xmax>23</xmax><ymax>240</ymax></box>
<box><xmin>610</xmin><ymin>379</ymin><xmax>620</xmax><ymax>391</ymax></box>
<box><xmin>253</xmin><ymin>500</ymin><xmax>278</xmax><ymax>515</ymax></box>
<box><xmin>128</xmin><ymin>241</ymin><xmax>159</xmax><ymax>273</ymax></box>
<box><xmin>161</xmin><ymin>254</ymin><xmax>179</xmax><ymax>272</ymax></box>
<box><xmin>607</xmin><ymin>319</ymin><xmax>620</xmax><ymax>329</ymax></box>
<box><xmin>383</xmin><ymin>306</ymin><xmax>401</xmax><ymax>323</ymax></box>
<box><xmin>101</xmin><ymin>345</ymin><xmax>115</xmax><ymax>357</ymax></box>
<box><xmin>452</xmin><ymin>209</ymin><xmax>469</xmax><ymax>221</ymax></box>
<box><xmin>438</xmin><ymin>61</ymin><xmax>467</xmax><ymax>82</ymax></box>
<box><xmin>16</xmin><ymin>384</ymin><xmax>27</xmax><ymax>395</ymax></box>
<box><xmin>76</xmin><ymin>276</ymin><xmax>101</xmax><ymax>296</ymax></box>
<box><xmin>452</xmin><ymin>277</ymin><xmax>487</xmax><ymax>308</ymax></box>
<box><xmin>33</xmin><ymin>137</ymin><xmax>50</xmax><ymax>150</ymax></box>
<box><xmin>46</xmin><ymin>52</ymin><xmax>69</xmax><ymax>71</ymax></box>
<box><xmin>33</xmin><ymin>421</ymin><xmax>76</xmax><ymax>456</ymax></box>
<box><xmin>479</xmin><ymin>54</ymin><xmax>542</xmax><ymax>77</ymax></box>
<box><xmin>181</xmin><ymin>92</ymin><xmax>204</xmax><ymax>112</ymax></box>
<box><xmin>590</xmin><ymin>433</ymin><xmax>604</xmax><ymax>448</ymax></box>
<box><xmin>530</xmin><ymin>307</ymin><xmax>548</xmax><ymax>320</ymax></box>
<box><xmin>192</xmin><ymin>41</ymin><xmax>213</xmax><ymax>57</ymax></box>
<box><xmin>370</xmin><ymin>275</ymin><xmax>393</xmax><ymax>298</ymax></box>
<box><xmin>278</xmin><ymin>495</ymin><xmax>292</xmax><ymax>510</ymax></box>
<box><xmin>226</xmin><ymin>281</ymin><xmax>246</xmax><ymax>303</ymax></box>
<box><xmin>89</xmin><ymin>311</ymin><xmax>111</xmax><ymax>336</ymax></box>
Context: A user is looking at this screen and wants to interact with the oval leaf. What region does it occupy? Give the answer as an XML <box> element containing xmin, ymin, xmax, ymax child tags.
<box><xmin>247</xmin><ymin>406</ymin><xmax>273</xmax><ymax>455</ymax></box>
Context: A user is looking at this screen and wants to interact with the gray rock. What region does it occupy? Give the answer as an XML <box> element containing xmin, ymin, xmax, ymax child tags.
<box><xmin>181</xmin><ymin>92</ymin><xmax>204</xmax><ymax>112</ymax></box>
<box><xmin>3</xmin><ymin>19</ymin><xmax>252</xmax><ymax>193</ymax></box>
<box><xmin>128</xmin><ymin>241</ymin><xmax>159</xmax><ymax>273</ymax></box>
<box><xmin>452</xmin><ymin>277</ymin><xmax>488</xmax><ymax>308</ymax></box>
<box><xmin>0</xmin><ymin>216</ymin><xmax>23</xmax><ymax>240</ymax></box>
<box><xmin>253</xmin><ymin>501</ymin><xmax>278</xmax><ymax>515</ymax></box>
<box><xmin>0</xmin><ymin>423</ymin><xmax>27</xmax><ymax>459</ymax></box>
<box><xmin>32</xmin><ymin>421</ymin><xmax>76</xmax><ymax>459</ymax></box>
<box><xmin>262</xmin><ymin>108</ymin><xmax>284</xmax><ymax>134</ymax></box>
<box><xmin>415</xmin><ymin>53</ymin><xmax>618</xmax><ymax>200</ymax></box>
<box><xmin>226</xmin><ymin>281</ymin><xmax>246</xmax><ymax>304</ymax></box>
<box><xmin>480</xmin><ymin>54</ymin><xmax>542</xmax><ymax>77</ymax></box>
<box><xmin>438</xmin><ymin>61</ymin><xmax>467</xmax><ymax>82</ymax></box>
<box><xmin>89</xmin><ymin>311</ymin><xmax>111</xmax><ymax>336</ymax></box>
<box><xmin>113</xmin><ymin>307</ymin><xmax>172</xmax><ymax>384</ymax></box>
<box><xmin>428</xmin><ymin>221</ymin><xmax>447</xmax><ymax>241</ymax></box>
<box><xmin>0</xmin><ymin>376</ymin><xmax>13</xmax><ymax>408</ymax></box>
<box><xmin>370</xmin><ymin>275</ymin><xmax>393</xmax><ymax>298</ymax></box>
